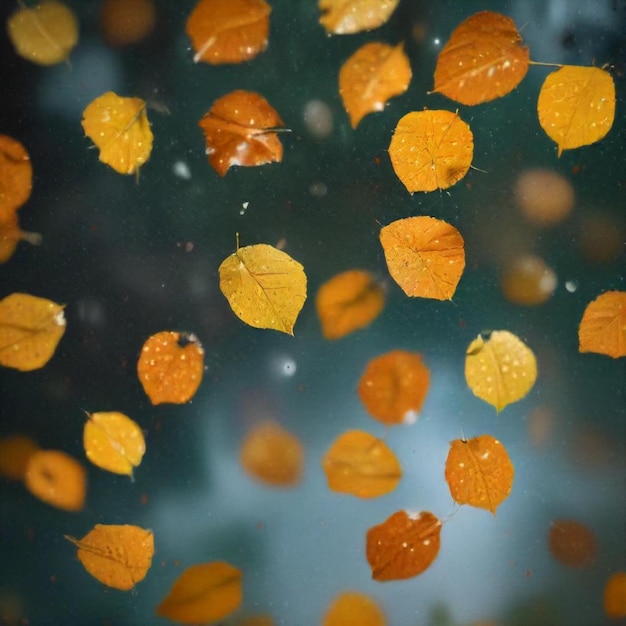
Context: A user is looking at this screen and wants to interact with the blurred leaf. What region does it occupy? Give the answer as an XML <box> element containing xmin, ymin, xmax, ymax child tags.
<box><xmin>322</xmin><ymin>591</ymin><xmax>386</xmax><ymax>626</ymax></box>
<box><xmin>0</xmin><ymin>435</ymin><xmax>39</xmax><ymax>481</ymax></box>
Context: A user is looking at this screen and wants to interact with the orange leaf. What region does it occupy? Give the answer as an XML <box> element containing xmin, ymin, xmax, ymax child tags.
<box><xmin>500</xmin><ymin>254</ymin><xmax>557</xmax><ymax>306</ymax></box>
<box><xmin>137</xmin><ymin>331</ymin><xmax>204</xmax><ymax>405</ymax></box>
<box><xmin>388</xmin><ymin>110</ymin><xmax>473</xmax><ymax>192</ymax></box>
<box><xmin>0</xmin><ymin>213</ymin><xmax>42</xmax><ymax>264</ymax></box>
<box><xmin>0</xmin><ymin>434</ymin><xmax>39</xmax><ymax>481</ymax></box>
<box><xmin>82</xmin><ymin>91</ymin><xmax>154</xmax><ymax>175</ymax></box>
<box><xmin>322</xmin><ymin>429</ymin><xmax>401</xmax><ymax>498</ymax></box>
<box><xmin>604</xmin><ymin>572</ymin><xmax>626</xmax><ymax>619</ymax></box>
<box><xmin>358</xmin><ymin>350</ymin><xmax>429</xmax><ymax>425</ymax></box>
<box><xmin>316</xmin><ymin>270</ymin><xmax>384</xmax><ymax>340</ymax></box>
<box><xmin>240</xmin><ymin>420</ymin><xmax>304</xmax><ymax>487</ymax></box>
<box><xmin>0</xmin><ymin>293</ymin><xmax>66</xmax><ymax>371</ymax></box>
<box><xmin>380</xmin><ymin>216</ymin><xmax>465</xmax><ymax>300</ymax></box>
<box><xmin>432</xmin><ymin>11</ymin><xmax>529</xmax><ymax>105</ymax></box>
<box><xmin>235</xmin><ymin>615</ymin><xmax>275</xmax><ymax>626</ymax></box>
<box><xmin>537</xmin><ymin>66</ymin><xmax>615</xmax><ymax>156</ymax></box>
<box><xmin>156</xmin><ymin>561</ymin><xmax>243</xmax><ymax>624</ymax></box>
<box><xmin>548</xmin><ymin>519</ymin><xmax>597</xmax><ymax>568</ymax></box>
<box><xmin>65</xmin><ymin>524</ymin><xmax>154</xmax><ymax>590</ymax></box>
<box><xmin>578</xmin><ymin>291</ymin><xmax>626</xmax><ymax>358</ymax></box>
<box><xmin>339</xmin><ymin>42</ymin><xmax>411</xmax><ymax>128</ymax></box>
<box><xmin>445</xmin><ymin>434</ymin><xmax>514</xmax><ymax>514</ymax></box>
<box><xmin>365</xmin><ymin>510</ymin><xmax>441</xmax><ymax>581</ymax></box>
<box><xmin>322</xmin><ymin>591</ymin><xmax>386</xmax><ymax>626</ymax></box>
<box><xmin>199</xmin><ymin>90</ymin><xmax>285</xmax><ymax>176</ymax></box>
<box><xmin>24</xmin><ymin>449</ymin><xmax>86</xmax><ymax>512</ymax></box>
<box><xmin>319</xmin><ymin>0</ymin><xmax>400</xmax><ymax>35</ymax></box>
<box><xmin>0</xmin><ymin>135</ymin><xmax>32</xmax><ymax>220</ymax></box>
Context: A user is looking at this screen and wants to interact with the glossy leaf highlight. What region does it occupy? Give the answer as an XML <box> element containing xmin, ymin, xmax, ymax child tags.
<box><xmin>578</xmin><ymin>291</ymin><xmax>626</xmax><ymax>358</ymax></box>
<box><xmin>319</xmin><ymin>0</ymin><xmax>400</xmax><ymax>35</ymax></box>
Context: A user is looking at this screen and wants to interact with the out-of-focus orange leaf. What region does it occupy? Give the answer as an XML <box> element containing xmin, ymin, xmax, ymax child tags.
<box><xmin>388</xmin><ymin>110</ymin><xmax>473</xmax><ymax>192</ymax></box>
<box><xmin>380</xmin><ymin>216</ymin><xmax>465</xmax><ymax>300</ymax></box>
<box><xmin>0</xmin><ymin>435</ymin><xmax>39</xmax><ymax>481</ymax></box>
<box><xmin>240</xmin><ymin>420</ymin><xmax>304</xmax><ymax>487</ymax></box>
<box><xmin>339</xmin><ymin>42</ymin><xmax>411</xmax><ymax>128</ymax></box>
<box><xmin>578</xmin><ymin>291</ymin><xmax>626</xmax><ymax>359</ymax></box>
<box><xmin>24</xmin><ymin>449</ymin><xmax>86</xmax><ymax>511</ymax></box>
<box><xmin>219</xmin><ymin>242</ymin><xmax>307</xmax><ymax>335</ymax></box>
<box><xmin>322</xmin><ymin>591</ymin><xmax>386</xmax><ymax>626</ymax></box>
<box><xmin>137</xmin><ymin>331</ymin><xmax>204</xmax><ymax>405</ymax></box>
<box><xmin>445</xmin><ymin>434</ymin><xmax>514</xmax><ymax>514</ymax></box>
<box><xmin>65</xmin><ymin>524</ymin><xmax>154</xmax><ymax>590</ymax></box>
<box><xmin>432</xmin><ymin>11</ymin><xmax>529</xmax><ymax>105</ymax></box>
<box><xmin>316</xmin><ymin>270</ymin><xmax>384</xmax><ymax>340</ymax></box>
<box><xmin>101</xmin><ymin>0</ymin><xmax>156</xmax><ymax>47</ymax></box>
<box><xmin>465</xmin><ymin>330</ymin><xmax>537</xmax><ymax>411</ymax></box>
<box><xmin>0</xmin><ymin>293</ymin><xmax>66</xmax><ymax>371</ymax></box>
<box><xmin>548</xmin><ymin>519</ymin><xmax>597</xmax><ymax>568</ymax></box>
<box><xmin>83</xmin><ymin>411</ymin><xmax>145</xmax><ymax>476</ymax></box>
<box><xmin>366</xmin><ymin>510</ymin><xmax>441</xmax><ymax>581</ymax></box>
<box><xmin>82</xmin><ymin>92</ymin><xmax>153</xmax><ymax>175</ymax></box>
<box><xmin>235</xmin><ymin>615</ymin><xmax>275</xmax><ymax>626</ymax></box>
<box><xmin>537</xmin><ymin>66</ymin><xmax>615</xmax><ymax>156</ymax></box>
<box><xmin>604</xmin><ymin>572</ymin><xmax>626</xmax><ymax>619</ymax></box>
<box><xmin>322</xmin><ymin>429</ymin><xmax>401</xmax><ymax>498</ymax></box>
<box><xmin>156</xmin><ymin>561</ymin><xmax>243</xmax><ymax>624</ymax></box>
<box><xmin>319</xmin><ymin>0</ymin><xmax>400</xmax><ymax>35</ymax></box>
<box><xmin>7</xmin><ymin>0</ymin><xmax>78</xmax><ymax>66</ymax></box>
<box><xmin>358</xmin><ymin>350</ymin><xmax>429</xmax><ymax>425</ymax></box>
<box><xmin>0</xmin><ymin>136</ymin><xmax>32</xmax><ymax>220</ymax></box>
<box><xmin>500</xmin><ymin>254</ymin><xmax>557</xmax><ymax>306</ymax></box>
<box><xmin>199</xmin><ymin>90</ymin><xmax>285</xmax><ymax>176</ymax></box>
<box><xmin>186</xmin><ymin>0</ymin><xmax>270</xmax><ymax>64</ymax></box>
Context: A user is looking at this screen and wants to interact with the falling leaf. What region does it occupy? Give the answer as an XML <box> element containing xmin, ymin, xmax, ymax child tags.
<box><xmin>537</xmin><ymin>66</ymin><xmax>615</xmax><ymax>156</ymax></box>
<box><xmin>186</xmin><ymin>0</ymin><xmax>270</xmax><ymax>64</ymax></box>
<box><xmin>388</xmin><ymin>109</ymin><xmax>473</xmax><ymax>193</ymax></box>
<box><xmin>82</xmin><ymin>91</ymin><xmax>153</xmax><ymax>175</ymax></box>
<box><xmin>0</xmin><ymin>214</ymin><xmax>42</xmax><ymax>264</ymax></box>
<box><xmin>322</xmin><ymin>591</ymin><xmax>386</xmax><ymax>626</ymax></box>
<box><xmin>316</xmin><ymin>270</ymin><xmax>384</xmax><ymax>340</ymax></box>
<box><xmin>319</xmin><ymin>0</ymin><xmax>400</xmax><ymax>35</ymax></box>
<box><xmin>465</xmin><ymin>330</ymin><xmax>537</xmax><ymax>411</ymax></box>
<box><xmin>604</xmin><ymin>572</ymin><xmax>626</xmax><ymax>619</ymax></box>
<box><xmin>24</xmin><ymin>449</ymin><xmax>86</xmax><ymax>512</ymax></box>
<box><xmin>83</xmin><ymin>411</ymin><xmax>146</xmax><ymax>476</ymax></box>
<box><xmin>366</xmin><ymin>510</ymin><xmax>441</xmax><ymax>581</ymax></box>
<box><xmin>322</xmin><ymin>429</ymin><xmax>401</xmax><ymax>498</ymax></box>
<box><xmin>500</xmin><ymin>254</ymin><xmax>557</xmax><ymax>306</ymax></box>
<box><xmin>100</xmin><ymin>0</ymin><xmax>156</xmax><ymax>47</ymax></box>
<box><xmin>548</xmin><ymin>519</ymin><xmax>597</xmax><ymax>568</ymax></box>
<box><xmin>198</xmin><ymin>90</ymin><xmax>285</xmax><ymax>176</ymax></box>
<box><xmin>432</xmin><ymin>11</ymin><xmax>529</xmax><ymax>105</ymax></box>
<box><xmin>339</xmin><ymin>42</ymin><xmax>411</xmax><ymax>128</ymax></box>
<box><xmin>65</xmin><ymin>524</ymin><xmax>154</xmax><ymax>590</ymax></box>
<box><xmin>219</xmin><ymin>242</ymin><xmax>307</xmax><ymax>335</ymax></box>
<box><xmin>358</xmin><ymin>350</ymin><xmax>430</xmax><ymax>425</ymax></box>
<box><xmin>578</xmin><ymin>291</ymin><xmax>626</xmax><ymax>359</ymax></box>
<box><xmin>379</xmin><ymin>216</ymin><xmax>465</xmax><ymax>300</ymax></box>
<box><xmin>156</xmin><ymin>561</ymin><xmax>243</xmax><ymax>624</ymax></box>
<box><xmin>0</xmin><ymin>135</ymin><xmax>32</xmax><ymax>221</ymax></box>
<box><xmin>137</xmin><ymin>331</ymin><xmax>204</xmax><ymax>404</ymax></box>
<box><xmin>240</xmin><ymin>420</ymin><xmax>304</xmax><ymax>487</ymax></box>
<box><xmin>0</xmin><ymin>293</ymin><xmax>66</xmax><ymax>371</ymax></box>
<box><xmin>445</xmin><ymin>434</ymin><xmax>514</xmax><ymax>514</ymax></box>
<box><xmin>7</xmin><ymin>0</ymin><xmax>78</xmax><ymax>66</ymax></box>
<box><xmin>0</xmin><ymin>435</ymin><xmax>39</xmax><ymax>481</ymax></box>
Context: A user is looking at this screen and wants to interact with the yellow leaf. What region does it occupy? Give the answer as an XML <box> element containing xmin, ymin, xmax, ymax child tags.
<box><xmin>0</xmin><ymin>293</ymin><xmax>66</xmax><ymax>371</ymax></box>
<box><xmin>219</xmin><ymin>243</ymin><xmax>307</xmax><ymax>335</ymax></box>
<box><xmin>83</xmin><ymin>411</ymin><xmax>146</xmax><ymax>476</ymax></box>
<box><xmin>322</xmin><ymin>591</ymin><xmax>386</xmax><ymax>626</ymax></box>
<box><xmin>319</xmin><ymin>0</ymin><xmax>400</xmax><ymax>35</ymax></box>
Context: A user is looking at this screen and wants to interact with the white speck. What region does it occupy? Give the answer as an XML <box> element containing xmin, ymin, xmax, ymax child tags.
<box><xmin>172</xmin><ymin>160</ymin><xmax>191</xmax><ymax>180</ymax></box>
<box><xmin>240</xmin><ymin>201</ymin><xmax>249</xmax><ymax>216</ymax></box>
<box><xmin>565</xmin><ymin>280</ymin><xmax>578</xmax><ymax>293</ymax></box>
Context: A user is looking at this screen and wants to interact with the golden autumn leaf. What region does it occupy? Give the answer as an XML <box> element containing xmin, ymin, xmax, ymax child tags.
<box><xmin>186</xmin><ymin>0</ymin><xmax>270</xmax><ymax>64</ymax></box>
<box><xmin>578</xmin><ymin>291</ymin><xmax>626</xmax><ymax>359</ymax></box>
<box><xmin>83</xmin><ymin>411</ymin><xmax>146</xmax><ymax>476</ymax></box>
<box><xmin>465</xmin><ymin>330</ymin><xmax>537</xmax><ymax>411</ymax></box>
<box><xmin>548</xmin><ymin>519</ymin><xmax>597</xmax><ymax>568</ymax></box>
<box><xmin>339</xmin><ymin>42</ymin><xmax>411</xmax><ymax>128</ymax></box>
<box><xmin>156</xmin><ymin>561</ymin><xmax>243</xmax><ymax>624</ymax></box>
<box><xmin>240</xmin><ymin>420</ymin><xmax>304</xmax><ymax>487</ymax></box>
<box><xmin>379</xmin><ymin>216</ymin><xmax>465</xmax><ymax>300</ymax></box>
<box><xmin>358</xmin><ymin>350</ymin><xmax>430</xmax><ymax>425</ymax></box>
<box><xmin>604</xmin><ymin>572</ymin><xmax>626</xmax><ymax>619</ymax></box>
<box><xmin>322</xmin><ymin>591</ymin><xmax>386</xmax><ymax>626</ymax></box>
<box><xmin>66</xmin><ymin>524</ymin><xmax>154</xmax><ymax>590</ymax></box>
<box><xmin>388</xmin><ymin>110</ymin><xmax>473</xmax><ymax>193</ymax></box>
<box><xmin>0</xmin><ymin>135</ymin><xmax>32</xmax><ymax>221</ymax></box>
<box><xmin>445</xmin><ymin>434</ymin><xmax>514</xmax><ymax>514</ymax></box>
<box><xmin>432</xmin><ymin>11</ymin><xmax>529</xmax><ymax>105</ymax></box>
<box><xmin>366</xmin><ymin>510</ymin><xmax>441</xmax><ymax>581</ymax></box>
<box><xmin>137</xmin><ymin>331</ymin><xmax>204</xmax><ymax>405</ymax></box>
<box><xmin>319</xmin><ymin>0</ymin><xmax>400</xmax><ymax>35</ymax></box>
<box><xmin>0</xmin><ymin>434</ymin><xmax>39</xmax><ymax>481</ymax></box>
<box><xmin>0</xmin><ymin>213</ymin><xmax>42</xmax><ymax>264</ymax></box>
<box><xmin>7</xmin><ymin>0</ymin><xmax>78</xmax><ymax>66</ymax></box>
<box><xmin>100</xmin><ymin>0</ymin><xmax>156</xmax><ymax>47</ymax></box>
<box><xmin>0</xmin><ymin>293</ymin><xmax>66</xmax><ymax>371</ymax></box>
<box><xmin>82</xmin><ymin>92</ymin><xmax>153</xmax><ymax>175</ymax></box>
<box><xmin>537</xmin><ymin>66</ymin><xmax>615</xmax><ymax>156</ymax></box>
<box><xmin>219</xmin><ymin>243</ymin><xmax>307</xmax><ymax>335</ymax></box>
<box><xmin>322</xmin><ymin>429</ymin><xmax>401</xmax><ymax>498</ymax></box>
<box><xmin>199</xmin><ymin>90</ymin><xmax>285</xmax><ymax>177</ymax></box>
<box><xmin>316</xmin><ymin>270</ymin><xmax>384</xmax><ymax>340</ymax></box>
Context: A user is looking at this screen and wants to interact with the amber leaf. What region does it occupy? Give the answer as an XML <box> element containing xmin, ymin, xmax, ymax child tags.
<box><xmin>319</xmin><ymin>0</ymin><xmax>400</xmax><ymax>35</ymax></box>
<box><xmin>578</xmin><ymin>291</ymin><xmax>626</xmax><ymax>359</ymax></box>
<box><xmin>100</xmin><ymin>0</ymin><xmax>156</xmax><ymax>47</ymax></box>
<box><xmin>604</xmin><ymin>572</ymin><xmax>626</xmax><ymax>619</ymax></box>
<box><xmin>322</xmin><ymin>591</ymin><xmax>386</xmax><ymax>626</ymax></box>
<box><xmin>0</xmin><ymin>135</ymin><xmax>32</xmax><ymax>221</ymax></box>
<box><xmin>0</xmin><ymin>434</ymin><xmax>39</xmax><ymax>481</ymax></box>
<box><xmin>548</xmin><ymin>519</ymin><xmax>597</xmax><ymax>568</ymax></box>
<box><xmin>366</xmin><ymin>510</ymin><xmax>442</xmax><ymax>581</ymax></box>
<box><xmin>0</xmin><ymin>213</ymin><xmax>42</xmax><ymax>264</ymax></box>
<box><xmin>66</xmin><ymin>524</ymin><xmax>154</xmax><ymax>590</ymax></box>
